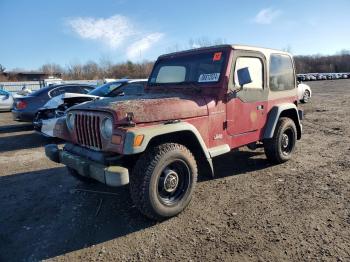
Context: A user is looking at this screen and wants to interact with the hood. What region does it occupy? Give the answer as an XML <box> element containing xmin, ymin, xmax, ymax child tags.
<box><xmin>70</xmin><ymin>92</ymin><xmax>209</xmax><ymax>124</ymax></box>
<box><xmin>42</xmin><ymin>93</ymin><xmax>99</xmax><ymax>110</ymax></box>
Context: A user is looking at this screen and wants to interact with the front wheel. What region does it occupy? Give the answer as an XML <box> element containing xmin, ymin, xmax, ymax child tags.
<box><xmin>130</xmin><ymin>143</ymin><xmax>198</xmax><ymax>220</ymax></box>
<box><xmin>264</xmin><ymin>117</ymin><xmax>297</xmax><ymax>164</ymax></box>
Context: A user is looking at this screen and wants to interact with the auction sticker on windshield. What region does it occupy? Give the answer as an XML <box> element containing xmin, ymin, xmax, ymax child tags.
<box><xmin>198</xmin><ymin>73</ymin><xmax>220</xmax><ymax>82</ymax></box>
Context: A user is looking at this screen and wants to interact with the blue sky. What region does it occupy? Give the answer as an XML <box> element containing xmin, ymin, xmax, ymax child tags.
<box><xmin>1</xmin><ymin>0</ymin><xmax>350</xmax><ymax>70</ymax></box>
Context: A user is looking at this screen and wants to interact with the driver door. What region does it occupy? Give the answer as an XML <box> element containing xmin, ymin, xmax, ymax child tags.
<box><xmin>226</xmin><ymin>51</ymin><xmax>268</xmax><ymax>144</ymax></box>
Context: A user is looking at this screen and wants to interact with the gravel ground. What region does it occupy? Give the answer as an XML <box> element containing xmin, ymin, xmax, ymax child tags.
<box><xmin>0</xmin><ymin>80</ymin><xmax>349</xmax><ymax>262</ymax></box>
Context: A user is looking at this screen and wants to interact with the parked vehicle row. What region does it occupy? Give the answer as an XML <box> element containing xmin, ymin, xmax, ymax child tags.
<box><xmin>12</xmin><ymin>84</ymin><xmax>95</xmax><ymax>122</ymax></box>
<box><xmin>297</xmin><ymin>72</ymin><xmax>350</xmax><ymax>82</ymax></box>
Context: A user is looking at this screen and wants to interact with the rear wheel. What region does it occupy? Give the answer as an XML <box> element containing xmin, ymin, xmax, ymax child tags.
<box><xmin>264</xmin><ymin>117</ymin><xmax>297</xmax><ymax>164</ymax></box>
<box><xmin>130</xmin><ymin>143</ymin><xmax>197</xmax><ymax>220</ymax></box>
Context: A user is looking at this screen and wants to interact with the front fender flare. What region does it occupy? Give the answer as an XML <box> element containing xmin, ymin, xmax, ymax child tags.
<box><xmin>123</xmin><ymin>122</ymin><xmax>210</xmax><ymax>157</ymax></box>
<box><xmin>123</xmin><ymin>122</ymin><xmax>216</xmax><ymax>175</ymax></box>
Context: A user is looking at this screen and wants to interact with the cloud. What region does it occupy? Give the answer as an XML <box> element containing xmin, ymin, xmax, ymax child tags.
<box><xmin>253</xmin><ymin>8</ymin><xmax>282</xmax><ymax>24</ymax></box>
<box><xmin>66</xmin><ymin>15</ymin><xmax>163</xmax><ymax>59</ymax></box>
<box><xmin>67</xmin><ymin>15</ymin><xmax>135</xmax><ymax>49</ymax></box>
<box><xmin>126</xmin><ymin>33</ymin><xmax>164</xmax><ymax>59</ymax></box>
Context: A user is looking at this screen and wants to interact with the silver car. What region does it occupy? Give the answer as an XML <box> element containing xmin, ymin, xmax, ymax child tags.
<box><xmin>0</xmin><ymin>89</ymin><xmax>14</xmax><ymax>111</ymax></box>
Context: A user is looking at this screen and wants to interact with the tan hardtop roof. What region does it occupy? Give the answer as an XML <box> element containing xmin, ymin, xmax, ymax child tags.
<box><xmin>231</xmin><ymin>44</ymin><xmax>291</xmax><ymax>57</ymax></box>
<box><xmin>159</xmin><ymin>44</ymin><xmax>291</xmax><ymax>59</ymax></box>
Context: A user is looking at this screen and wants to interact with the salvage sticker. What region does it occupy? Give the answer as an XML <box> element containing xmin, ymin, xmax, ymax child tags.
<box><xmin>198</xmin><ymin>73</ymin><xmax>220</xmax><ymax>82</ymax></box>
<box><xmin>213</xmin><ymin>52</ymin><xmax>222</xmax><ymax>61</ymax></box>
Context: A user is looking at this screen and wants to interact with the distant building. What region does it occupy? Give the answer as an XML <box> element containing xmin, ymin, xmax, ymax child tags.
<box><xmin>1</xmin><ymin>71</ymin><xmax>62</xmax><ymax>81</ymax></box>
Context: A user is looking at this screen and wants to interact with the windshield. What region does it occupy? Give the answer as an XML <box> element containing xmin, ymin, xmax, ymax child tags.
<box><xmin>89</xmin><ymin>82</ymin><xmax>123</xmax><ymax>97</ymax></box>
<box><xmin>149</xmin><ymin>50</ymin><xmax>227</xmax><ymax>86</ymax></box>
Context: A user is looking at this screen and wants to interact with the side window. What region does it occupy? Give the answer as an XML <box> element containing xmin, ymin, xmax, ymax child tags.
<box><xmin>269</xmin><ymin>54</ymin><xmax>294</xmax><ymax>91</ymax></box>
<box><xmin>234</xmin><ymin>57</ymin><xmax>263</xmax><ymax>89</ymax></box>
<box><xmin>123</xmin><ymin>84</ymin><xmax>144</xmax><ymax>95</ymax></box>
<box><xmin>50</xmin><ymin>86</ymin><xmax>80</xmax><ymax>97</ymax></box>
<box><xmin>50</xmin><ymin>87</ymin><xmax>65</xmax><ymax>97</ymax></box>
<box><xmin>79</xmin><ymin>86</ymin><xmax>93</xmax><ymax>94</ymax></box>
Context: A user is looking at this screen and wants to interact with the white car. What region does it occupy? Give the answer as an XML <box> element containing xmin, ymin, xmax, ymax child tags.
<box><xmin>297</xmin><ymin>83</ymin><xmax>312</xmax><ymax>103</ymax></box>
<box><xmin>33</xmin><ymin>79</ymin><xmax>147</xmax><ymax>137</ymax></box>
<box><xmin>0</xmin><ymin>89</ymin><xmax>14</xmax><ymax>111</ymax></box>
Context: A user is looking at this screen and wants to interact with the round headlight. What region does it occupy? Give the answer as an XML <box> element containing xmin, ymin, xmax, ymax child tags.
<box><xmin>101</xmin><ymin>117</ymin><xmax>113</xmax><ymax>139</ymax></box>
<box><xmin>66</xmin><ymin>113</ymin><xmax>75</xmax><ymax>131</ymax></box>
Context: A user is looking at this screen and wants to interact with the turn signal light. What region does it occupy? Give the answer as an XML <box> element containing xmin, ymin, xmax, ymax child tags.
<box><xmin>133</xmin><ymin>135</ymin><xmax>144</xmax><ymax>147</ymax></box>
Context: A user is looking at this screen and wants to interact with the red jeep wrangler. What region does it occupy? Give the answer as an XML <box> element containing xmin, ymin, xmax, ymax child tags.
<box><xmin>46</xmin><ymin>45</ymin><xmax>303</xmax><ymax>220</ymax></box>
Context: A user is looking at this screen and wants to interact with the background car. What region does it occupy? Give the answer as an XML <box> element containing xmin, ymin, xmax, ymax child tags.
<box><xmin>12</xmin><ymin>84</ymin><xmax>95</xmax><ymax>122</ymax></box>
<box><xmin>34</xmin><ymin>79</ymin><xmax>147</xmax><ymax>137</ymax></box>
<box><xmin>297</xmin><ymin>83</ymin><xmax>312</xmax><ymax>103</ymax></box>
<box><xmin>0</xmin><ymin>89</ymin><xmax>14</xmax><ymax>111</ymax></box>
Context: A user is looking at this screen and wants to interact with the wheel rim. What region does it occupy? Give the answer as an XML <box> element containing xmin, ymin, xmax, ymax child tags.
<box><xmin>281</xmin><ymin>128</ymin><xmax>295</xmax><ymax>156</ymax></box>
<box><xmin>303</xmin><ymin>90</ymin><xmax>310</xmax><ymax>102</ymax></box>
<box><xmin>157</xmin><ymin>159</ymin><xmax>191</xmax><ymax>206</ymax></box>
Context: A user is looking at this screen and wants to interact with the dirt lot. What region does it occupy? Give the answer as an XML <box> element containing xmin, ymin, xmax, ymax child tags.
<box><xmin>0</xmin><ymin>80</ymin><xmax>349</xmax><ymax>262</ymax></box>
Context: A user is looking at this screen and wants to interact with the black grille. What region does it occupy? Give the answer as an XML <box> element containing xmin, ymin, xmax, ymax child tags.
<box><xmin>74</xmin><ymin>113</ymin><xmax>102</xmax><ymax>149</ymax></box>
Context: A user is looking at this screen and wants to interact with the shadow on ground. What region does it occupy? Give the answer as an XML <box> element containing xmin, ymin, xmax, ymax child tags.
<box><xmin>0</xmin><ymin>149</ymin><xmax>271</xmax><ymax>261</ymax></box>
<box><xmin>0</xmin><ymin>132</ymin><xmax>60</xmax><ymax>152</ymax></box>
<box><xmin>0</xmin><ymin>124</ymin><xmax>33</xmax><ymax>134</ymax></box>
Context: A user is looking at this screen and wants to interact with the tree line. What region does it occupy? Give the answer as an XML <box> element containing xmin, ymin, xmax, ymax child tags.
<box><xmin>1</xmin><ymin>49</ymin><xmax>350</xmax><ymax>81</ymax></box>
<box><xmin>294</xmin><ymin>50</ymin><xmax>350</xmax><ymax>74</ymax></box>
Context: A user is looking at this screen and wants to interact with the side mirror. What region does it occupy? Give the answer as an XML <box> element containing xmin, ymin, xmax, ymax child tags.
<box><xmin>237</xmin><ymin>67</ymin><xmax>252</xmax><ymax>88</ymax></box>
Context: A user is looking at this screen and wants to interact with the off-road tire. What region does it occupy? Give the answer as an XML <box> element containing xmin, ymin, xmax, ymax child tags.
<box><xmin>264</xmin><ymin>117</ymin><xmax>297</xmax><ymax>164</ymax></box>
<box><xmin>130</xmin><ymin>143</ymin><xmax>198</xmax><ymax>220</ymax></box>
<box><xmin>66</xmin><ymin>167</ymin><xmax>96</xmax><ymax>184</ymax></box>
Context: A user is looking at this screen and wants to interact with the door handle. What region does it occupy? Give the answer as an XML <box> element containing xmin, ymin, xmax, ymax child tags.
<box><xmin>257</xmin><ymin>105</ymin><xmax>264</xmax><ymax>110</ymax></box>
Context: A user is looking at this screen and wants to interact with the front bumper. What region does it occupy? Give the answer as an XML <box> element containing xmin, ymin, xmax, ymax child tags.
<box><xmin>33</xmin><ymin>118</ymin><xmax>58</xmax><ymax>137</ymax></box>
<box><xmin>45</xmin><ymin>144</ymin><xmax>129</xmax><ymax>187</ymax></box>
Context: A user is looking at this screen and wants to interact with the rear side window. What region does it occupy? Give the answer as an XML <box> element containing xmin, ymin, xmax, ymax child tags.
<box><xmin>269</xmin><ymin>54</ymin><xmax>295</xmax><ymax>91</ymax></box>
<box><xmin>50</xmin><ymin>86</ymin><xmax>84</xmax><ymax>97</ymax></box>
<box><xmin>234</xmin><ymin>57</ymin><xmax>263</xmax><ymax>89</ymax></box>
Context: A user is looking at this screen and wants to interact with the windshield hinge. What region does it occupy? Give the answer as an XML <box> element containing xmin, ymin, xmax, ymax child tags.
<box><xmin>223</xmin><ymin>121</ymin><xmax>228</xmax><ymax>130</ymax></box>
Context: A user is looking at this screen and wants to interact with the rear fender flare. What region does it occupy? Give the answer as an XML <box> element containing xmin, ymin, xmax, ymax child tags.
<box><xmin>263</xmin><ymin>104</ymin><xmax>302</xmax><ymax>139</ymax></box>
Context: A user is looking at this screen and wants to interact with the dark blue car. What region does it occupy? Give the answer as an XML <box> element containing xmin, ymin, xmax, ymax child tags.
<box><xmin>12</xmin><ymin>84</ymin><xmax>95</xmax><ymax>122</ymax></box>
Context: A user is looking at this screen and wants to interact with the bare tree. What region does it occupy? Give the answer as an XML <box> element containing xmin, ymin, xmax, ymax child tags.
<box><xmin>40</xmin><ymin>63</ymin><xmax>63</xmax><ymax>75</ymax></box>
<box><xmin>82</xmin><ymin>61</ymin><xmax>100</xmax><ymax>79</ymax></box>
<box><xmin>0</xmin><ymin>64</ymin><xmax>6</xmax><ymax>73</ymax></box>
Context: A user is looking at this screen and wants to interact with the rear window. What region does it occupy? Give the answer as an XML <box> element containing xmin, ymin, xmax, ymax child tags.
<box><xmin>269</xmin><ymin>54</ymin><xmax>295</xmax><ymax>91</ymax></box>
<box><xmin>30</xmin><ymin>86</ymin><xmax>55</xmax><ymax>96</ymax></box>
<box><xmin>149</xmin><ymin>50</ymin><xmax>227</xmax><ymax>86</ymax></box>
